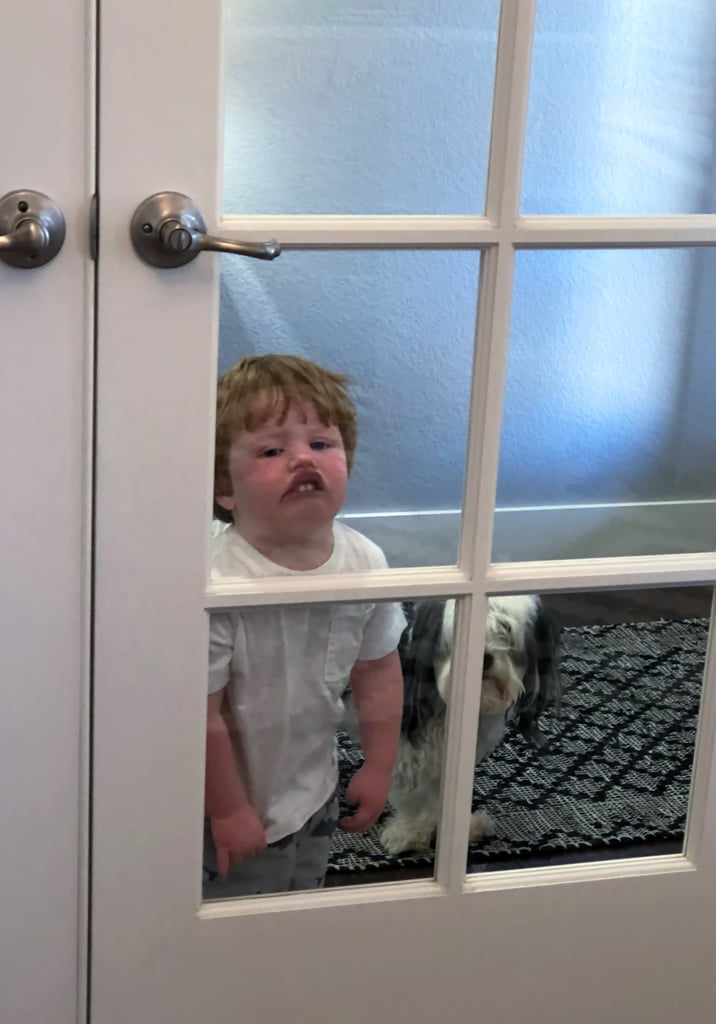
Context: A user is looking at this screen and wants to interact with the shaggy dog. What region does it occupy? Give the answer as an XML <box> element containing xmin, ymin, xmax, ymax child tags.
<box><xmin>360</xmin><ymin>595</ymin><xmax>561</xmax><ymax>854</ymax></box>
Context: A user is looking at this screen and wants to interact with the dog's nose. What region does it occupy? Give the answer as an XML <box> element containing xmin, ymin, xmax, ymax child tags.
<box><xmin>483</xmin><ymin>651</ymin><xmax>493</xmax><ymax>673</ymax></box>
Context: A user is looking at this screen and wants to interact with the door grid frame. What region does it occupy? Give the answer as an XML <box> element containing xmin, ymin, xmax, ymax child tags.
<box><xmin>187</xmin><ymin>0</ymin><xmax>716</xmax><ymax>914</ymax></box>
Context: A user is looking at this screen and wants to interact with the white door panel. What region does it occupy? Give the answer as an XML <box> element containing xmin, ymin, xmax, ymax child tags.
<box><xmin>93</xmin><ymin>2</ymin><xmax>716</xmax><ymax>1022</ymax></box>
<box><xmin>1</xmin><ymin>3</ymin><xmax>92</xmax><ymax>1023</ymax></box>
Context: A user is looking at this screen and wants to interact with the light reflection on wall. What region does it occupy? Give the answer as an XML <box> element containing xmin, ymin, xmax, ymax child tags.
<box><xmin>497</xmin><ymin>248</ymin><xmax>691</xmax><ymax>507</ymax></box>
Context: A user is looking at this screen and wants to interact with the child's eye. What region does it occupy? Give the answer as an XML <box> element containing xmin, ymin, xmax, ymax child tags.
<box><xmin>309</xmin><ymin>440</ymin><xmax>331</xmax><ymax>451</ymax></box>
<box><xmin>260</xmin><ymin>447</ymin><xmax>283</xmax><ymax>458</ymax></box>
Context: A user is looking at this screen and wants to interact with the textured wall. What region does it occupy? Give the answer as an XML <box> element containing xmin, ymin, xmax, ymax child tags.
<box><xmin>222</xmin><ymin>1</ymin><xmax>499</xmax><ymax>214</ymax></box>
<box><xmin>220</xmin><ymin>250</ymin><xmax>479</xmax><ymax>513</ymax></box>
<box><xmin>220</xmin><ymin>0</ymin><xmax>716</xmax><ymax>517</ymax></box>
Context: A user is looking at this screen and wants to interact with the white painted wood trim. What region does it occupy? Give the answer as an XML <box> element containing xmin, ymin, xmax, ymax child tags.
<box><xmin>205</xmin><ymin>567</ymin><xmax>472</xmax><ymax>607</ymax></box>
<box><xmin>198</xmin><ymin>878</ymin><xmax>443</xmax><ymax>920</ymax></box>
<box><xmin>514</xmin><ymin>215</ymin><xmax>716</xmax><ymax>247</ymax></box>
<box><xmin>213</xmin><ymin>214</ymin><xmax>716</xmax><ymax>249</ymax></box>
<box><xmin>204</xmin><ymin>551</ymin><xmax>716</xmax><ymax>607</ymax></box>
<box><xmin>684</xmin><ymin>591</ymin><xmax>716</xmax><ymax>869</ymax></box>
<box><xmin>460</xmin><ymin>245</ymin><xmax>517</xmax><ymax>582</ymax></box>
<box><xmin>485</xmin><ymin>552</ymin><xmax>716</xmax><ymax>593</ymax></box>
<box><xmin>434</xmin><ymin>594</ymin><xmax>491</xmax><ymax>892</ymax></box>
<box><xmin>464</xmin><ymin>853</ymin><xmax>695</xmax><ymax>894</ymax></box>
<box><xmin>196</xmin><ymin>852</ymin><xmax>695</xmax><ymax>919</ymax></box>
<box><xmin>2</xmin><ymin>3</ymin><xmax>93</xmax><ymax>1024</ymax></box>
<box><xmin>216</xmin><ymin>214</ymin><xmax>499</xmax><ymax>246</ymax></box>
<box><xmin>484</xmin><ymin>0</ymin><xmax>536</xmax><ymax>223</ymax></box>
<box><xmin>76</xmin><ymin>3</ymin><xmax>97</xmax><ymax>1014</ymax></box>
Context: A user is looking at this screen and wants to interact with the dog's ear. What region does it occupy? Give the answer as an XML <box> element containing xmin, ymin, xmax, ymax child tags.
<box><xmin>514</xmin><ymin>603</ymin><xmax>562</xmax><ymax>747</ymax></box>
<box><xmin>399</xmin><ymin>599</ymin><xmax>446</xmax><ymax>743</ymax></box>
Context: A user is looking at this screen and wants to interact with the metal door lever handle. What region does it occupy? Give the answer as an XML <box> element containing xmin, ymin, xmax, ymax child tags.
<box><xmin>130</xmin><ymin>192</ymin><xmax>280</xmax><ymax>268</ymax></box>
<box><xmin>160</xmin><ymin>219</ymin><xmax>280</xmax><ymax>261</ymax></box>
<box><xmin>0</xmin><ymin>190</ymin><xmax>66</xmax><ymax>268</ymax></box>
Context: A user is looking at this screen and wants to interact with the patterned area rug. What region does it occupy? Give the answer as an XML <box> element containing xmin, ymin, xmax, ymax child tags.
<box><xmin>328</xmin><ymin>617</ymin><xmax>708</xmax><ymax>874</ymax></box>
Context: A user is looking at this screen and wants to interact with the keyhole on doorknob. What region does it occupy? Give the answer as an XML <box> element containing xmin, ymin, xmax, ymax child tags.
<box><xmin>159</xmin><ymin>220</ymin><xmax>193</xmax><ymax>253</ymax></box>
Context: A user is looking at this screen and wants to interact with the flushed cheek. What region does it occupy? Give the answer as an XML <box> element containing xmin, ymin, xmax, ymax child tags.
<box><xmin>324</xmin><ymin>450</ymin><xmax>348</xmax><ymax>481</ymax></box>
<box><xmin>331</xmin><ymin>471</ymin><xmax>348</xmax><ymax>498</ymax></box>
<box><xmin>240</xmin><ymin>458</ymin><xmax>281</xmax><ymax>486</ymax></box>
<box><xmin>234</xmin><ymin>469</ymin><xmax>284</xmax><ymax>507</ymax></box>
<box><xmin>323</xmin><ymin>470</ymin><xmax>347</xmax><ymax>504</ymax></box>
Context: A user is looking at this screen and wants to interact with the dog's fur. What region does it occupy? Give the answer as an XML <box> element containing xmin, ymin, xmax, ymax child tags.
<box><xmin>347</xmin><ymin>596</ymin><xmax>561</xmax><ymax>854</ymax></box>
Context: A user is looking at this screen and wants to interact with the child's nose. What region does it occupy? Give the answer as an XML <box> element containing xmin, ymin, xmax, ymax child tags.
<box><xmin>289</xmin><ymin>444</ymin><xmax>316</xmax><ymax>468</ymax></box>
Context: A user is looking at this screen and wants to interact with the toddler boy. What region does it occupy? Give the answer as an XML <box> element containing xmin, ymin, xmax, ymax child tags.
<box><xmin>204</xmin><ymin>354</ymin><xmax>405</xmax><ymax>897</ymax></box>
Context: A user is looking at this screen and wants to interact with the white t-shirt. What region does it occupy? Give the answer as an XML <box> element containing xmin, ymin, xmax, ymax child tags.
<box><xmin>209</xmin><ymin>521</ymin><xmax>406</xmax><ymax>843</ymax></box>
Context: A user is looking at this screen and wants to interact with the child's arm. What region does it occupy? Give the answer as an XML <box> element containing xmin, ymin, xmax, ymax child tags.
<box><xmin>341</xmin><ymin>649</ymin><xmax>403</xmax><ymax>833</ymax></box>
<box><xmin>205</xmin><ymin>690</ymin><xmax>267</xmax><ymax>878</ymax></box>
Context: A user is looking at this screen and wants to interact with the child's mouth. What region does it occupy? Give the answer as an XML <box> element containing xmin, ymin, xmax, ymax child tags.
<box><xmin>284</xmin><ymin>472</ymin><xmax>323</xmax><ymax>498</ymax></box>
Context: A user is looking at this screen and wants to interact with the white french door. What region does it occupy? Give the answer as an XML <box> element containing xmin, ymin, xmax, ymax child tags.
<box><xmin>0</xmin><ymin>3</ymin><xmax>92</xmax><ymax>1023</ymax></box>
<box><xmin>92</xmin><ymin>2</ymin><xmax>716</xmax><ymax>1023</ymax></box>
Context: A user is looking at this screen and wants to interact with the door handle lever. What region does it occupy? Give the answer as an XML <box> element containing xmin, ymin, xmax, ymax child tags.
<box><xmin>0</xmin><ymin>190</ymin><xmax>66</xmax><ymax>268</ymax></box>
<box><xmin>130</xmin><ymin>192</ymin><xmax>280</xmax><ymax>268</ymax></box>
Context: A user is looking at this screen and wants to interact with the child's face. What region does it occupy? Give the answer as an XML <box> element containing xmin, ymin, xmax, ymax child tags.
<box><xmin>216</xmin><ymin>400</ymin><xmax>348</xmax><ymax>543</ymax></box>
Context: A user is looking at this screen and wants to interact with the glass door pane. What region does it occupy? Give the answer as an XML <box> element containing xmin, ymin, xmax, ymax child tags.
<box><xmin>522</xmin><ymin>0</ymin><xmax>716</xmax><ymax>214</ymax></box>
<box><xmin>222</xmin><ymin>0</ymin><xmax>501</xmax><ymax>214</ymax></box>
<box><xmin>220</xmin><ymin>250</ymin><xmax>482</xmax><ymax>568</ymax></box>
<box><xmin>462</xmin><ymin>586</ymin><xmax>712</xmax><ymax>874</ymax></box>
<box><xmin>493</xmin><ymin>247</ymin><xmax>716</xmax><ymax>562</ymax></box>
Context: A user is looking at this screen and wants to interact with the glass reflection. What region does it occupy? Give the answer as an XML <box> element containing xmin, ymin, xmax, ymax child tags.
<box><xmin>219</xmin><ymin>250</ymin><xmax>482</xmax><ymax>568</ymax></box>
<box><xmin>462</xmin><ymin>587</ymin><xmax>712</xmax><ymax>873</ymax></box>
<box><xmin>222</xmin><ymin>0</ymin><xmax>500</xmax><ymax>215</ymax></box>
<box><xmin>495</xmin><ymin>248</ymin><xmax>716</xmax><ymax>562</ymax></box>
<box><xmin>522</xmin><ymin>0</ymin><xmax>716</xmax><ymax>215</ymax></box>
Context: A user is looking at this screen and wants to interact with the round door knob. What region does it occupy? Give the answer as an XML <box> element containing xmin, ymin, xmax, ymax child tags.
<box><xmin>0</xmin><ymin>190</ymin><xmax>66</xmax><ymax>269</ymax></box>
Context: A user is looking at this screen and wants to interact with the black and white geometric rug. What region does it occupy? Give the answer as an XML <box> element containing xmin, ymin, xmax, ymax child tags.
<box><xmin>328</xmin><ymin>617</ymin><xmax>708</xmax><ymax>874</ymax></box>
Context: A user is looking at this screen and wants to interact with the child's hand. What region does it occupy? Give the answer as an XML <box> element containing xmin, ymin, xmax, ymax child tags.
<box><xmin>340</xmin><ymin>763</ymin><xmax>392</xmax><ymax>832</ymax></box>
<box><xmin>211</xmin><ymin>805</ymin><xmax>267</xmax><ymax>879</ymax></box>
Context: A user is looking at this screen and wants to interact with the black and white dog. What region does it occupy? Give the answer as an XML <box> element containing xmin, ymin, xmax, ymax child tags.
<box><xmin>379</xmin><ymin>595</ymin><xmax>561</xmax><ymax>854</ymax></box>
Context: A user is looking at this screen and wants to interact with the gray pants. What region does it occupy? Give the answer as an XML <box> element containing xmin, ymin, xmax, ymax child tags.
<box><xmin>203</xmin><ymin>791</ymin><xmax>339</xmax><ymax>899</ymax></box>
